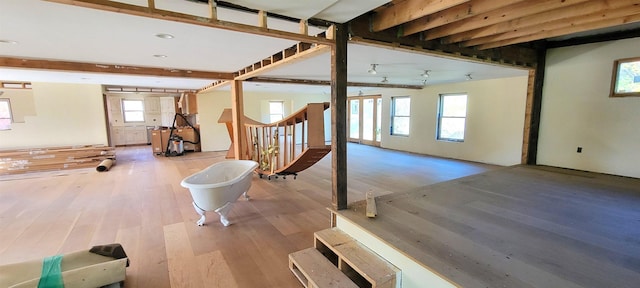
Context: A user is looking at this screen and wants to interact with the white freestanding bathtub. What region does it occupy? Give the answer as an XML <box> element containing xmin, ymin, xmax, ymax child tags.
<box><xmin>180</xmin><ymin>160</ymin><xmax>258</xmax><ymax>226</ymax></box>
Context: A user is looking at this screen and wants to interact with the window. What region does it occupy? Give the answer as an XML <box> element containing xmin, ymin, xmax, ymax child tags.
<box><xmin>122</xmin><ymin>99</ymin><xmax>145</xmax><ymax>122</ymax></box>
<box><xmin>610</xmin><ymin>57</ymin><xmax>640</xmax><ymax>97</ymax></box>
<box><xmin>269</xmin><ymin>101</ymin><xmax>284</xmax><ymax>122</ymax></box>
<box><xmin>0</xmin><ymin>99</ymin><xmax>12</xmax><ymax>130</ymax></box>
<box><xmin>391</xmin><ymin>96</ymin><xmax>410</xmax><ymax>136</ymax></box>
<box><xmin>437</xmin><ymin>94</ymin><xmax>467</xmax><ymax>141</ymax></box>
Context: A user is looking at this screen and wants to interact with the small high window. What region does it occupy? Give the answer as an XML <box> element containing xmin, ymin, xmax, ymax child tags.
<box><xmin>269</xmin><ymin>101</ymin><xmax>284</xmax><ymax>122</ymax></box>
<box><xmin>391</xmin><ymin>96</ymin><xmax>410</xmax><ymax>136</ymax></box>
<box><xmin>0</xmin><ymin>99</ymin><xmax>12</xmax><ymax>130</ymax></box>
<box><xmin>437</xmin><ymin>94</ymin><xmax>467</xmax><ymax>142</ymax></box>
<box><xmin>122</xmin><ymin>99</ymin><xmax>145</xmax><ymax>122</ymax></box>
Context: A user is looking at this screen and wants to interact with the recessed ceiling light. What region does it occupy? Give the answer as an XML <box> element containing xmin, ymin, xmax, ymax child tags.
<box><xmin>0</xmin><ymin>39</ymin><xmax>18</xmax><ymax>44</ymax></box>
<box><xmin>155</xmin><ymin>33</ymin><xmax>174</xmax><ymax>39</ymax></box>
<box><xmin>153</xmin><ymin>54</ymin><xmax>168</xmax><ymax>58</ymax></box>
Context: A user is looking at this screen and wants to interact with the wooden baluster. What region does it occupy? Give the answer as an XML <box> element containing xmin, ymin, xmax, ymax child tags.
<box><xmin>284</xmin><ymin>125</ymin><xmax>289</xmax><ymax>166</ymax></box>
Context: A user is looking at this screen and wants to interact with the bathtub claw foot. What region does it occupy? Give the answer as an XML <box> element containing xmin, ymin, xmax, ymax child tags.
<box><xmin>243</xmin><ymin>191</ymin><xmax>250</xmax><ymax>201</ymax></box>
<box><xmin>215</xmin><ymin>202</ymin><xmax>234</xmax><ymax>227</ymax></box>
<box><xmin>197</xmin><ymin>216</ymin><xmax>206</xmax><ymax>226</ymax></box>
<box><xmin>193</xmin><ymin>202</ymin><xmax>207</xmax><ymax>226</ymax></box>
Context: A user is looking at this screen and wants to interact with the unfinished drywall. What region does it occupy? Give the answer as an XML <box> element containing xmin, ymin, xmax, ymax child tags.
<box><xmin>0</xmin><ymin>82</ymin><xmax>107</xmax><ymax>149</ymax></box>
<box><xmin>197</xmin><ymin>88</ymin><xmax>330</xmax><ymax>152</ymax></box>
<box><xmin>538</xmin><ymin>37</ymin><xmax>640</xmax><ymax>178</ymax></box>
<box><xmin>370</xmin><ymin>76</ymin><xmax>528</xmax><ymax>166</ymax></box>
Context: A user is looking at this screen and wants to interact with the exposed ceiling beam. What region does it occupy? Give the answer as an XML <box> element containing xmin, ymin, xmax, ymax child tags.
<box><xmin>348</xmin><ymin>15</ymin><xmax>538</xmax><ymax>68</ymax></box>
<box><xmin>478</xmin><ymin>13</ymin><xmax>640</xmax><ymax>50</ymax></box>
<box><xmin>423</xmin><ymin>0</ymin><xmax>589</xmax><ymax>40</ymax></box>
<box><xmin>247</xmin><ymin>77</ymin><xmax>425</xmax><ymax>89</ymax></box>
<box><xmin>198</xmin><ymin>80</ymin><xmax>231</xmax><ymax>93</ymax></box>
<box><xmin>402</xmin><ymin>0</ymin><xmax>527</xmax><ymax>36</ymax></box>
<box><xmin>235</xmin><ymin>44</ymin><xmax>331</xmax><ymax>80</ymax></box>
<box><xmin>462</xmin><ymin>3</ymin><xmax>640</xmax><ymax>47</ymax></box>
<box><xmin>0</xmin><ymin>57</ymin><xmax>235</xmax><ymax>79</ymax></box>
<box><xmin>373</xmin><ymin>0</ymin><xmax>470</xmax><ymax>32</ymax></box>
<box><xmin>443</xmin><ymin>0</ymin><xmax>623</xmax><ymax>45</ymax></box>
<box><xmin>44</xmin><ymin>0</ymin><xmax>335</xmax><ymax>46</ymax></box>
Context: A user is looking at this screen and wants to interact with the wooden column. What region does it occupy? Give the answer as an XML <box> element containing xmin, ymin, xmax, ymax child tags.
<box><xmin>231</xmin><ymin>80</ymin><xmax>246</xmax><ymax>160</ymax></box>
<box><xmin>525</xmin><ymin>46</ymin><xmax>547</xmax><ymax>165</ymax></box>
<box><xmin>331</xmin><ymin>24</ymin><xmax>348</xmax><ymax>210</ymax></box>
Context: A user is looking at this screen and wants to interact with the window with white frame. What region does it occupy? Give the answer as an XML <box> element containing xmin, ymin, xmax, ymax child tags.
<box><xmin>437</xmin><ymin>93</ymin><xmax>468</xmax><ymax>141</ymax></box>
<box><xmin>269</xmin><ymin>101</ymin><xmax>284</xmax><ymax>123</ymax></box>
<box><xmin>122</xmin><ymin>99</ymin><xmax>145</xmax><ymax>122</ymax></box>
<box><xmin>391</xmin><ymin>96</ymin><xmax>410</xmax><ymax>136</ymax></box>
<box><xmin>0</xmin><ymin>99</ymin><xmax>12</xmax><ymax>130</ymax></box>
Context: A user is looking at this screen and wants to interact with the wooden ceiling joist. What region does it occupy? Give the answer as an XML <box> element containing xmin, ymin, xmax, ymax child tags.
<box><xmin>463</xmin><ymin>4</ymin><xmax>640</xmax><ymax>48</ymax></box>
<box><xmin>235</xmin><ymin>43</ymin><xmax>330</xmax><ymax>81</ymax></box>
<box><xmin>401</xmin><ymin>0</ymin><xmax>527</xmax><ymax>36</ymax></box>
<box><xmin>423</xmin><ymin>0</ymin><xmax>590</xmax><ymax>41</ymax></box>
<box><xmin>44</xmin><ymin>0</ymin><xmax>334</xmax><ymax>46</ymax></box>
<box><xmin>372</xmin><ymin>0</ymin><xmax>470</xmax><ymax>32</ymax></box>
<box><xmin>0</xmin><ymin>57</ymin><xmax>235</xmax><ymax>79</ymax></box>
<box><xmin>477</xmin><ymin>13</ymin><xmax>640</xmax><ymax>50</ymax></box>
<box><xmin>198</xmin><ymin>80</ymin><xmax>231</xmax><ymax>93</ymax></box>
<box><xmin>247</xmin><ymin>77</ymin><xmax>425</xmax><ymax>90</ymax></box>
<box><xmin>349</xmin><ymin>16</ymin><xmax>538</xmax><ymax>68</ymax></box>
<box><xmin>443</xmin><ymin>0</ymin><xmax>617</xmax><ymax>45</ymax></box>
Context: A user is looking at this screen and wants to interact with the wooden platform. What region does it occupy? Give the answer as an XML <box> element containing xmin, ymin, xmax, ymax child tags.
<box><xmin>339</xmin><ymin>165</ymin><xmax>640</xmax><ymax>288</ymax></box>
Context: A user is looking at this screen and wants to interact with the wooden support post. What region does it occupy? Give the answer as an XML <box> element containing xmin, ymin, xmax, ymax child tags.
<box><xmin>231</xmin><ymin>80</ymin><xmax>246</xmax><ymax>160</ymax></box>
<box><xmin>526</xmin><ymin>47</ymin><xmax>547</xmax><ymax>165</ymax></box>
<box><xmin>258</xmin><ymin>10</ymin><xmax>267</xmax><ymax>28</ymax></box>
<box><xmin>208</xmin><ymin>0</ymin><xmax>217</xmax><ymax>21</ymax></box>
<box><xmin>331</xmin><ymin>23</ymin><xmax>348</xmax><ymax>210</ymax></box>
<box><xmin>147</xmin><ymin>0</ymin><xmax>155</xmax><ymax>10</ymax></box>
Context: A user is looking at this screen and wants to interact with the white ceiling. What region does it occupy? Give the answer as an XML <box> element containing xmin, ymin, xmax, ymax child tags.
<box><xmin>0</xmin><ymin>0</ymin><xmax>528</xmax><ymax>93</ymax></box>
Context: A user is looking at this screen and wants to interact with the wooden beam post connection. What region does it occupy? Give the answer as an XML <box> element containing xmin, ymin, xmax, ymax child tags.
<box><xmin>331</xmin><ymin>23</ymin><xmax>348</xmax><ymax>210</ymax></box>
<box><xmin>258</xmin><ymin>10</ymin><xmax>268</xmax><ymax>28</ymax></box>
<box><xmin>231</xmin><ymin>80</ymin><xmax>247</xmax><ymax>160</ymax></box>
<box><xmin>208</xmin><ymin>0</ymin><xmax>217</xmax><ymax>21</ymax></box>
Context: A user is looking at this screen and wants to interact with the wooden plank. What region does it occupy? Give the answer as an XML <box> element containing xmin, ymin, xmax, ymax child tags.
<box><xmin>196</xmin><ymin>250</ymin><xmax>239</xmax><ymax>288</ymax></box>
<box><xmin>477</xmin><ymin>8</ymin><xmax>640</xmax><ymax>49</ymax></box>
<box><xmin>315</xmin><ymin>228</ymin><xmax>354</xmax><ymax>249</ymax></box>
<box><xmin>366</xmin><ymin>191</ymin><xmax>377</xmax><ymax>218</ymax></box>
<box><xmin>335</xmin><ymin>241</ymin><xmax>398</xmax><ymax>288</ymax></box>
<box><xmin>288</xmin><ymin>248</ymin><xmax>358</xmax><ymax>288</ymax></box>
<box><xmin>402</xmin><ymin>0</ymin><xmax>528</xmax><ymax>36</ymax></box>
<box><xmin>373</xmin><ymin>0</ymin><xmax>470</xmax><ymax>32</ymax></box>
<box><xmin>163</xmin><ymin>223</ymin><xmax>205</xmax><ymax>288</ymax></box>
<box><xmin>423</xmin><ymin>0</ymin><xmax>589</xmax><ymax>40</ymax></box>
<box><xmin>445</xmin><ymin>0</ymin><xmax>626</xmax><ymax>44</ymax></box>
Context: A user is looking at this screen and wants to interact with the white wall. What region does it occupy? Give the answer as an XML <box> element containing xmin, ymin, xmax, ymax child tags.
<box><xmin>197</xmin><ymin>88</ymin><xmax>330</xmax><ymax>152</ymax></box>
<box><xmin>538</xmin><ymin>37</ymin><xmax>640</xmax><ymax>178</ymax></box>
<box><xmin>0</xmin><ymin>83</ymin><xmax>107</xmax><ymax>149</ymax></box>
<box><xmin>368</xmin><ymin>76</ymin><xmax>528</xmax><ymax>166</ymax></box>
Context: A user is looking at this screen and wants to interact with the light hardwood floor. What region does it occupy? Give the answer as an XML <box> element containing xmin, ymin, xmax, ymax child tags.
<box><xmin>342</xmin><ymin>165</ymin><xmax>640</xmax><ymax>287</ymax></box>
<box><xmin>0</xmin><ymin>144</ymin><xmax>497</xmax><ymax>287</ymax></box>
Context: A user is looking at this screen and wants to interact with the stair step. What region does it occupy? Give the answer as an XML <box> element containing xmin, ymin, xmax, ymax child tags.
<box><xmin>315</xmin><ymin>228</ymin><xmax>399</xmax><ymax>288</ymax></box>
<box><xmin>289</xmin><ymin>248</ymin><xmax>359</xmax><ymax>288</ymax></box>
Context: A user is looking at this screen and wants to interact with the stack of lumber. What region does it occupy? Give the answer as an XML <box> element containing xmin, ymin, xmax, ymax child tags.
<box><xmin>0</xmin><ymin>145</ymin><xmax>115</xmax><ymax>175</ymax></box>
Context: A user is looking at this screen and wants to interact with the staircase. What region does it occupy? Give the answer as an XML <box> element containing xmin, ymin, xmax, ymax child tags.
<box><xmin>289</xmin><ymin>227</ymin><xmax>400</xmax><ymax>288</ymax></box>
